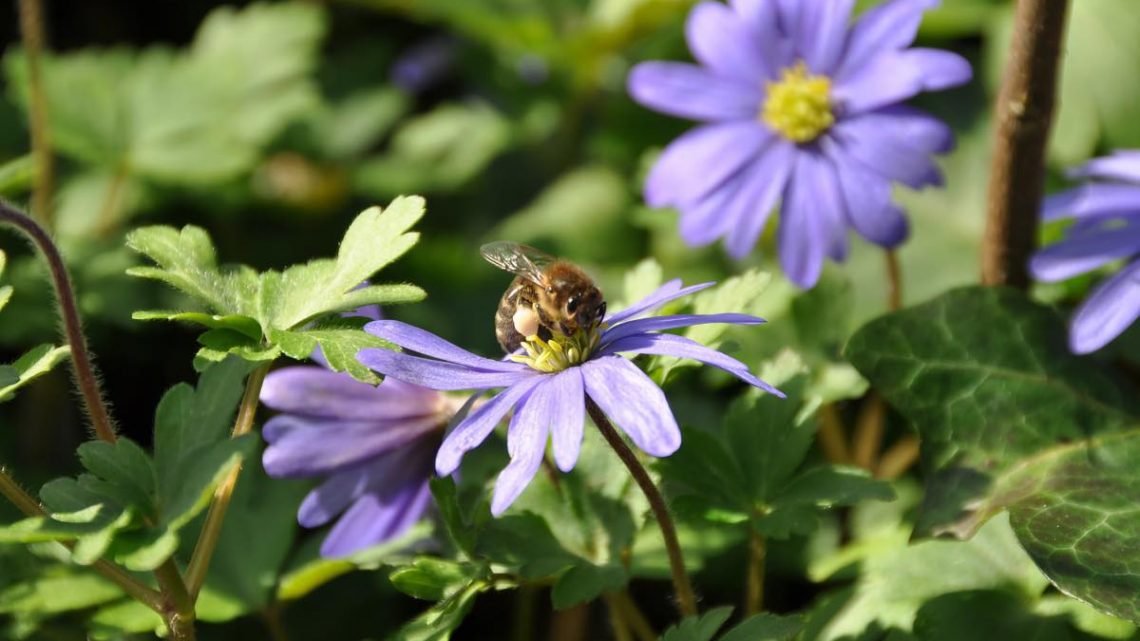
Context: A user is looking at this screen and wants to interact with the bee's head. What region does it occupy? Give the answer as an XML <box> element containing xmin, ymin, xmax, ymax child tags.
<box><xmin>558</xmin><ymin>286</ymin><xmax>606</xmax><ymax>334</ymax></box>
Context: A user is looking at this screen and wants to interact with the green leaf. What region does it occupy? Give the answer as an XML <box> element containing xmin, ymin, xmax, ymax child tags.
<box><xmin>846</xmin><ymin>287</ymin><xmax>1140</xmax><ymax>623</ymax></box>
<box><xmin>0</xmin><ymin>154</ymin><xmax>34</xmax><ymax>197</ymax></box>
<box><xmin>660</xmin><ymin>606</ymin><xmax>734</xmax><ymax>641</ymax></box>
<box><xmin>0</xmin><ymin>344</ymin><xmax>71</xmax><ymax>402</ymax></box>
<box><xmin>429</xmin><ymin>476</ymin><xmax>478</xmax><ymax>557</ymax></box>
<box><xmin>719</xmin><ymin>612</ymin><xmax>804</xmax><ymax>641</ymax></box>
<box><xmin>0</xmin><ymin>572</ymin><xmax>123</xmax><ymax>616</ymax></box>
<box><xmin>390</xmin><ymin>579</ymin><xmax>488</xmax><ymax>641</ymax></box>
<box><xmin>912</xmin><ymin>590</ymin><xmax>1102</xmax><ymax>641</ymax></box>
<box><xmin>265</xmin><ymin>196</ymin><xmax>425</xmax><ymax>329</ymax></box>
<box><xmin>311</xmin><ymin>87</ymin><xmax>411</xmax><ymax>159</ymax></box>
<box><xmin>391</xmin><ymin>559</ymin><xmax>486</xmax><ymax>602</ymax></box>
<box><xmin>550</xmin><ymin>563</ymin><xmax>626</xmax><ymax>610</ymax></box>
<box><xmin>126</xmin><ymin>224</ymin><xmax>260</xmax><ymax>317</ymax></box>
<box><xmin>132</xmin><ymin>311</ymin><xmax>262</xmax><ymax>339</ymax></box>
<box><xmin>270</xmin><ymin>318</ymin><xmax>394</xmax><ymax>384</ymax></box>
<box><xmin>75</xmin><ymin>440</ymin><xmax>156</xmax><ymax>515</ymax></box>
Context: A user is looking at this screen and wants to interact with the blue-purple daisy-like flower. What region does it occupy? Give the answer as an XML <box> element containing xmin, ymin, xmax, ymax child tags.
<box><xmin>357</xmin><ymin>280</ymin><xmax>782</xmax><ymax>516</ymax></box>
<box><xmin>627</xmin><ymin>0</ymin><xmax>972</xmax><ymax>288</ymax></box>
<box><xmin>1030</xmin><ymin>151</ymin><xmax>1140</xmax><ymax>354</ymax></box>
<box><xmin>261</xmin><ymin>369</ymin><xmax>456</xmax><ymax>557</ymax></box>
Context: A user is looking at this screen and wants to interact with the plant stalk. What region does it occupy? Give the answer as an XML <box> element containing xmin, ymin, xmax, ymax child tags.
<box><xmin>0</xmin><ymin>201</ymin><xmax>116</xmax><ymax>442</ymax></box>
<box><xmin>884</xmin><ymin>250</ymin><xmax>902</xmax><ymax>311</ymax></box>
<box><xmin>613</xmin><ymin>590</ymin><xmax>656</xmax><ymax>641</ymax></box>
<box><xmin>585</xmin><ymin>398</ymin><xmax>697</xmax><ymax>618</ymax></box>
<box><xmin>17</xmin><ymin>0</ymin><xmax>54</xmax><ymax>226</ymax></box>
<box><xmin>745</xmin><ymin>529</ymin><xmax>766</xmax><ymax>615</ymax></box>
<box><xmin>185</xmin><ymin>363</ymin><xmax>269</xmax><ymax>597</ymax></box>
<box><xmin>981</xmin><ymin>0</ymin><xmax>1070</xmax><ymax>288</ymax></box>
<box><xmin>154</xmin><ymin>561</ymin><xmax>196</xmax><ymax>641</ymax></box>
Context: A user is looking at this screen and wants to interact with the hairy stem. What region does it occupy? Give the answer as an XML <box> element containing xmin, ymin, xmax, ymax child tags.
<box><xmin>17</xmin><ymin>0</ymin><xmax>54</xmax><ymax>226</ymax></box>
<box><xmin>0</xmin><ymin>201</ymin><xmax>116</xmax><ymax>442</ymax></box>
<box><xmin>981</xmin><ymin>0</ymin><xmax>1070</xmax><ymax>288</ymax></box>
<box><xmin>154</xmin><ymin>561</ymin><xmax>196</xmax><ymax>641</ymax></box>
<box><xmin>745</xmin><ymin>529</ymin><xmax>766</xmax><ymax>616</ymax></box>
<box><xmin>0</xmin><ymin>467</ymin><xmax>164</xmax><ymax>611</ymax></box>
<box><xmin>186</xmin><ymin>363</ymin><xmax>269</xmax><ymax>597</ymax></box>
<box><xmin>585</xmin><ymin>398</ymin><xmax>697</xmax><ymax>618</ymax></box>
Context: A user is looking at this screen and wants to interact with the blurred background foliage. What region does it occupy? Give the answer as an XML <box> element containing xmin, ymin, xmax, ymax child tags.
<box><xmin>0</xmin><ymin>0</ymin><xmax>1138</xmax><ymax>639</ymax></box>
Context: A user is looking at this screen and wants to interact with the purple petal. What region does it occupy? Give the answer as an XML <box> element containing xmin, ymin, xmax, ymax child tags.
<box><xmin>600</xmin><ymin>333</ymin><xmax>784</xmax><ymax>398</ymax></box>
<box><xmin>364</xmin><ymin>320</ymin><xmax>524</xmax><ymax>372</ymax></box>
<box><xmin>262</xmin><ymin>414</ymin><xmax>439</xmax><ymax>477</ymax></box>
<box><xmin>799</xmin><ymin>0</ymin><xmax>855</xmax><ymax>74</ymax></box>
<box><xmin>1067</xmin><ymin>151</ymin><xmax>1140</xmax><ymax>183</ymax></box>
<box><xmin>605</xmin><ymin>280</ymin><xmax>715</xmax><ymax>326</ymax></box>
<box><xmin>1070</xmin><ymin>260</ymin><xmax>1140</xmax><ymax>354</ymax></box>
<box><xmin>320</xmin><ymin>474</ymin><xmax>433</xmax><ymax>557</ymax></box>
<box><xmin>646</xmin><ymin>122</ymin><xmax>771</xmax><ymax>208</ymax></box>
<box><xmin>723</xmin><ymin>139</ymin><xmax>796</xmax><ymax>258</ymax></box>
<box><xmin>866</xmin><ymin>105</ymin><xmax>955</xmax><ymax>154</ymax></box>
<box><xmin>1030</xmin><ymin>225</ymin><xmax>1140</xmax><ymax>282</ymax></box>
<box><xmin>839</xmin><ymin>0</ymin><xmax>939</xmax><ymax>80</ymax></box>
<box><xmin>677</xmin><ymin>171</ymin><xmax>757</xmax><ymax>247</ymax></box>
<box><xmin>298</xmin><ymin>466</ymin><xmax>372</xmax><ymax>528</ymax></box>
<box><xmin>828</xmin><ymin>142</ymin><xmax>909</xmax><ymax>247</ymax></box>
<box><xmin>436</xmin><ymin>376</ymin><xmax>544</xmax><ymax>475</ymax></box>
<box><xmin>834</xmin><ymin>48</ymin><xmax>971</xmax><ymax>115</ymax></box>
<box><xmin>260</xmin><ymin>367</ymin><xmax>441</xmax><ymax>420</ymax></box>
<box><xmin>775</xmin><ymin>0</ymin><xmax>801</xmax><ymax>36</ymax></box>
<box><xmin>686</xmin><ymin>2</ymin><xmax>770</xmax><ymax>81</ymax></box>
<box><xmin>546</xmin><ymin>369</ymin><xmax>585</xmax><ymax>472</ymax></box>
<box><xmin>831</xmin><ymin>115</ymin><xmax>944</xmax><ymax>189</ymax></box>
<box><xmin>627</xmin><ymin>62</ymin><xmax>761</xmax><ymax>122</ymax></box>
<box><xmin>1042</xmin><ymin>185</ymin><xmax>1140</xmax><ymax>222</ymax></box>
<box><xmin>779</xmin><ymin>157</ymin><xmax>828</xmax><ymax>288</ymax></box>
<box><xmin>729</xmin><ymin>0</ymin><xmax>786</xmax><ymax>74</ymax></box>
<box><xmin>603</xmin><ymin>312</ymin><xmax>765</xmax><ymax>346</ymax></box>
<box><xmin>582</xmin><ymin>356</ymin><xmax>680</xmax><ymax>457</ymax></box>
<box><xmin>807</xmin><ymin>151</ymin><xmax>850</xmax><ymax>261</ymax></box>
<box><xmin>490</xmin><ymin>389</ymin><xmax>550</xmax><ymax>515</ymax></box>
<box><xmin>357</xmin><ymin>349</ymin><xmax>529</xmax><ymax>391</ymax></box>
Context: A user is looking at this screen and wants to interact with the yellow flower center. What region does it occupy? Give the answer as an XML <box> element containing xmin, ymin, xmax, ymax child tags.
<box><xmin>761</xmin><ymin>62</ymin><xmax>835</xmax><ymax>143</ymax></box>
<box><xmin>510</xmin><ymin>327</ymin><xmax>601</xmax><ymax>373</ymax></box>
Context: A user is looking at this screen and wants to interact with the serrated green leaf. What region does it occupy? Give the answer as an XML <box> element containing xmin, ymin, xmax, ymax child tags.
<box><xmin>132</xmin><ymin>311</ymin><xmax>262</xmax><ymax>339</ymax></box>
<box><xmin>313</xmin><ymin>87</ymin><xmax>412</xmax><ymax>159</ymax></box>
<box><xmin>265</xmin><ymin>196</ymin><xmax>425</xmax><ymax>329</ymax></box>
<box><xmin>846</xmin><ymin>286</ymin><xmax>1140</xmax><ymax>623</ymax></box>
<box><xmin>270</xmin><ymin>318</ymin><xmax>394</xmax><ymax>384</ymax></box>
<box><xmin>660</xmin><ymin>606</ymin><xmax>734</xmax><ymax>641</ymax></box>
<box><xmin>0</xmin><ymin>155</ymin><xmax>34</xmax><ymax>196</ymax></box>
<box><xmin>390</xmin><ymin>579</ymin><xmax>488</xmax><ymax>641</ymax></box>
<box><xmin>196</xmin><ymin>329</ymin><xmax>281</xmax><ymax>362</ymax></box>
<box><xmin>75</xmin><ymin>440</ymin><xmax>156</xmax><ymax>516</ymax></box>
<box><xmin>391</xmin><ymin>559</ymin><xmax>485</xmax><ymax>602</ymax></box>
<box><xmin>476</xmin><ymin>513</ymin><xmax>578</xmax><ymax>579</ymax></box>
<box><xmin>719</xmin><ymin>612</ymin><xmax>804</xmax><ymax>641</ymax></box>
<box><xmin>0</xmin><ymin>344</ymin><xmax>70</xmax><ymax>402</ymax></box>
<box><xmin>0</xmin><ymin>572</ymin><xmax>123</xmax><ymax>616</ymax></box>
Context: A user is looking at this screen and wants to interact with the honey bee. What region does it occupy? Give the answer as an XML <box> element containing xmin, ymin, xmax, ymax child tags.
<box><xmin>481</xmin><ymin>241</ymin><xmax>607</xmax><ymax>354</ymax></box>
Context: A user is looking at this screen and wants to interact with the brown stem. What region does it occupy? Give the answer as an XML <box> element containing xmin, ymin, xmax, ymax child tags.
<box><xmin>981</xmin><ymin>0</ymin><xmax>1070</xmax><ymax>288</ymax></box>
<box><xmin>745</xmin><ymin>529</ymin><xmax>765</xmax><ymax>616</ymax></box>
<box><xmin>511</xmin><ymin>584</ymin><xmax>539</xmax><ymax>641</ymax></box>
<box><xmin>585</xmin><ymin>398</ymin><xmax>697</xmax><ymax>618</ymax></box>
<box><xmin>884</xmin><ymin>250</ymin><xmax>902</xmax><ymax>311</ymax></box>
<box><xmin>876</xmin><ymin>436</ymin><xmax>921</xmax><ymax>480</ymax></box>
<box><xmin>614</xmin><ymin>591</ymin><xmax>656</xmax><ymax>641</ymax></box>
<box><xmin>154</xmin><ymin>561</ymin><xmax>196</xmax><ymax>641</ymax></box>
<box><xmin>851</xmin><ymin>395</ymin><xmax>886</xmax><ymax>471</ymax></box>
<box><xmin>0</xmin><ymin>466</ymin><xmax>165</xmax><ymax>611</ymax></box>
<box><xmin>550</xmin><ymin>603</ymin><xmax>590</xmax><ymax>641</ymax></box>
<box><xmin>0</xmin><ymin>201</ymin><xmax>116</xmax><ymax>442</ymax></box>
<box><xmin>185</xmin><ymin>363</ymin><xmax>269</xmax><ymax>597</ymax></box>
<box><xmin>603</xmin><ymin>593</ymin><xmax>635</xmax><ymax>641</ymax></box>
<box><xmin>816</xmin><ymin>404</ymin><xmax>851</xmax><ymax>464</ymax></box>
<box><xmin>262</xmin><ymin>604</ymin><xmax>292</xmax><ymax>641</ymax></box>
<box><xmin>17</xmin><ymin>0</ymin><xmax>54</xmax><ymax>226</ymax></box>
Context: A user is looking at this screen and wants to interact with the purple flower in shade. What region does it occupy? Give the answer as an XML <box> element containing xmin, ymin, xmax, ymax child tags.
<box><xmin>357</xmin><ymin>280</ymin><xmax>783</xmax><ymax>516</ymax></box>
<box><xmin>627</xmin><ymin>0</ymin><xmax>972</xmax><ymax>288</ymax></box>
<box><xmin>1029</xmin><ymin>151</ymin><xmax>1140</xmax><ymax>354</ymax></box>
<box><xmin>261</xmin><ymin>369</ymin><xmax>461</xmax><ymax>557</ymax></box>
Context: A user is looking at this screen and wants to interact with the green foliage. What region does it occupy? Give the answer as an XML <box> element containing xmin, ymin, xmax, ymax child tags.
<box><xmin>0</xmin><ymin>155</ymin><xmax>33</xmax><ymax>197</ymax></box>
<box><xmin>127</xmin><ymin>197</ymin><xmax>425</xmax><ymax>382</ymax></box>
<box><xmin>847</xmin><ymin>287</ymin><xmax>1140</xmax><ymax>624</ymax></box>
<box><xmin>661</xmin><ymin>606</ymin><xmax>802</xmax><ymax>641</ymax></box>
<box><xmin>0</xmin><ymin>250</ymin><xmax>70</xmax><ymax>402</ymax></box>
<box><xmin>0</xmin><ymin>358</ymin><xmax>253</xmax><ymax>572</ymax></box>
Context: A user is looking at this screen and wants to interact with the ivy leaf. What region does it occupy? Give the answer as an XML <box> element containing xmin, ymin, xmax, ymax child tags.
<box><xmin>0</xmin><ymin>344</ymin><xmax>71</xmax><ymax>403</ymax></box>
<box><xmin>846</xmin><ymin>286</ymin><xmax>1140</xmax><ymax>624</ymax></box>
<box><xmin>264</xmin><ymin>195</ymin><xmax>425</xmax><ymax>328</ymax></box>
<box><xmin>912</xmin><ymin>590</ymin><xmax>1103</xmax><ymax>641</ymax></box>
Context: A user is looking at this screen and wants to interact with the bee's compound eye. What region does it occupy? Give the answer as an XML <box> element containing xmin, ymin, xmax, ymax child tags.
<box><xmin>566</xmin><ymin>297</ymin><xmax>580</xmax><ymax>314</ymax></box>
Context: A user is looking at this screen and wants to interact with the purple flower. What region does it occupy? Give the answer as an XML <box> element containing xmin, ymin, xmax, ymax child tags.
<box><xmin>261</xmin><ymin>368</ymin><xmax>457</xmax><ymax>557</ymax></box>
<box><xmin>627</xmin><ymin>0</ymin><xmax>972</xmax><ymax>288</ymax></box>
<box><xmin>1030</xmin><ymin>150</ymin><xmax>1140</xmax><ymax>354</ymax></box>
<box><xmin>357</xmin><ymin>280</ymin><xmax>782</xmax><ymax>516</ymax></box>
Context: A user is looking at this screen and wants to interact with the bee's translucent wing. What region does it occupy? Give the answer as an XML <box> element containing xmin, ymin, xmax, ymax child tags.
<box><xmin>480</xmin><ymin>241</ymin><xmax>553</xmax><ymax>284</ymax></box>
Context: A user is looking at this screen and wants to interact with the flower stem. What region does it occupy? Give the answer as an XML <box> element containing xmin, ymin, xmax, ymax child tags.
<box><xmin>613</xmin><ymin>590</ymin><xmax>656</xmax><ymax>641</ymax></box>
<box><xmin>745</xmin><ymin>529</ymin><xmax>765</xmax><ymax>616</ymax></box>
<box><xmin>585</xmin><ymin>398</ymin><xmax>697</xmax><ymax>618</ymax></box>
<box><xmin>0</xmin><ymin>466</ymin><xmax>165</xmax><ymax>611</ymax></box>
<box><xmin>816</xmin><ymin>404</ymin><xmax>851</xmax><ymax>465</ymax></box>
<box><xmin>603</xmin><ymin>593</ymin><xmax>635</xmax><ymax>641</ymax></box>
<box><xmin>17</xmin><ymin>0</ymin><xmax>55</xmax><ymax>226</ymax></box>
<box><xmin>154</xmin><ymin>561</ymin><xmax>196</xmax><ymax>641</ymax></box>
<box><xmin>884</xmin><ymin>250</ymin><xmax>902</xmax><ymax>311</ymax></box>
<box><xmin>0</xmin><ymin>201</ymin><xmax>116</xmax><ymax>442</ymax></box>
<box><xmin>851</xmin><ymin>394</ymin><xmax>886</xmax><ymax>471</ymax></box>
<box><xmin>185</xmin><ymin>362</ymin><xmax>269</xmax><ymax>598</ymax></box>
<box><xmin>876</xmin><ymin>435</ymin><xmax>921</xmax><ymax>480</ymax></box>
<box><xmin>981</xmin><ymin>0</ymin><xmax>1070</xmax><ymax>288</ymax></box>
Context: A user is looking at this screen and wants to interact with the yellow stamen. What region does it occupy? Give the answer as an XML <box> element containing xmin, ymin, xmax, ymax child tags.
<box><xmin>508</xmin><ymin>326</ymin><xmax>601</xmax><ymax>373</ymax></box>
<box><xmin>761</xmin><ymin>61</ymin><xmax>835</xmax><ymax>143</ymax></box>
